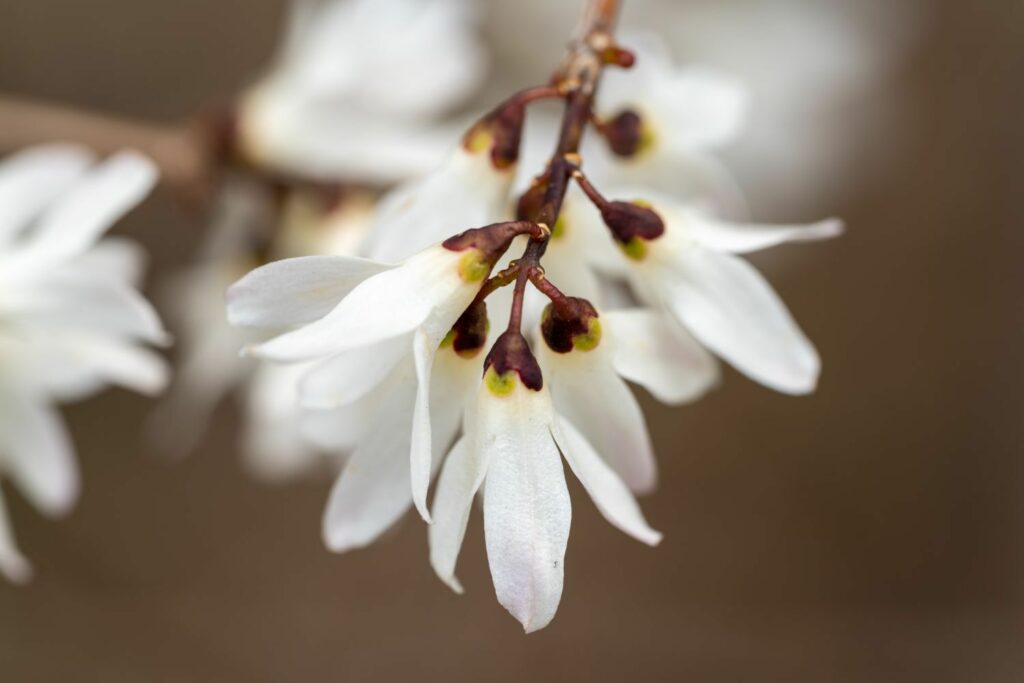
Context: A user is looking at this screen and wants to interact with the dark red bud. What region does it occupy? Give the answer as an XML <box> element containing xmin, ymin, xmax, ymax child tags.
<box><xmin>603</xmin><ymin>109</ymin><xmax>644</xmax><ymax>158</ymax></box>
<box><xmin>484</xmin><ymin>330</ymin><xmax>543</xmax><ymax>391</ymax></box>
<box><xmin>448</xmin><ymin>300</ymin><xmax>489</xmax><ymax>357</ymax></box>
<box><xmin>541</xmin><ymin>297</ymin><xmax>600</xmax><ymax>353</ymax></box>
<box><xmin>463</xmin><ymin>100</ymin><xmax>526</xmax><ymax>170</ymax></box>
<box><xmin>601</xmin><ymin>201</ymin><xmax>665</xmax><ymax>245</ymax></box>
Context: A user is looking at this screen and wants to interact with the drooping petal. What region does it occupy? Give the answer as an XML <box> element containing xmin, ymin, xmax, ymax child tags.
<box><xmin>298</xmin><ymin>332</ymin><xmax>411</xmax><ymax>409</ymax></box>
<box><xmin>552</xmin><ymin>416</ymin><xmax>662</xmax><ymax>546</ymax></box>
<box><xmin>538</xmin><ymin>342</ymin><xmax>659</xmax><ymax>495</ymax></box>
<box><xmin>429</xmin><ymin>436</ymin><xmax>481</xmax><ymax>593</ymax></box>
<box><xmin>12</xmin><ymin>151</ymin><xmax>157</xmax><ymax>269</ymax></box>
<box><xmin>0</xmin><ymin>391</ymin><xmax>79</xmax><ymax>518</ymax></box>
<box><xmin>657</xmin><ymin>246</ymin><xmax>820</xmax><ymax>395</ymax></box>
<box><xmin>603</xmin><ymin>308</ymin><xmax>719</xmax><ymax>405</ymax></box>
<box><xmin>688</xmin><ymin>214</ymin><xmax>844</xmax><ymax>254</ymax></box>
<box><xmin>226</xmin><ymin>255</ymin><xmax>391</xmax><ymax>329</ymax></box>
<box><xmin>0</xmin><ymin>144</ymin><xmax>92</xmax><ymax>246</ymax></box>
<box><xmin>656</xmin><ymin>67</ymin><xmax>749</xmax><ymax>151</ymax></box>
<box><xmin>321</xmin><ymin>363</ymin><xmax>419</xmax><ymax>553</ymax></box>
<box><xmin>409</xmin><ymin>329</ymin><xmax>440</xmax><ymax>522</ymax></box>
<box><xmin>0</xmin><ymin>490</ymin><xmax>32</xmax><ymax>584</ymax></box>
<box><xmin>481</xmin><ymin>385</ymin><xmax>571</xmax><ymax>633</ymax></box>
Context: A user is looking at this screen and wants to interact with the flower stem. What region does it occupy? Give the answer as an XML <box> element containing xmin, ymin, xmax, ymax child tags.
<box><xmin>504</xmin><ymin>0</ymin><xmax>624</xmax><ymax>334</ymax></box>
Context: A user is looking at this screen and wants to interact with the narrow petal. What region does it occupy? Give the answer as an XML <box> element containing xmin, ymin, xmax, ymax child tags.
<box><xmin>321</xmin><ymin>367</ymin><xmax>418</xmax><ymax>553</ymax></box>
<box><xmin>18</xmin><ymin>151</ymin><xmax>157</xmax><ymax>266</ymax></box>
<box><xmin>429</xmin><ymin>435</ymin><xmax>482</xmax><ymax>593</ymax></box>
<box><xmin>249</xmin><ymin>247</ymin><xmax>463</xmax><ymax>362</ymax></box>
<box><xmin>226</xmin><ymin>255</ymin><xmax>390</xmax><ymax>328</ymax></box>
<box><xmin>604</xmin><ymin>308</ymin><xmax>719</xmax><ymax>405</ymax></box>
<box><xmin>553</xmin><ymin>416</ymin><xmax>661</xmax><ymax>546</ymax></box>
<box><xmin>409</xmin><ymin>329</ymin><xmax>440</xmax><ymax>522</ymax></box>
<box><xmin>298</xmin><ymin>333</ymin><xmax>411</xmax><ymax>409</ymax></box>
<box><xmin>688</xmin><ymin>214</ymin><xmax>844</xmax><ymax>254</ymax></box>
<box><xmin>0</xmin><ymin>490</ymin><xmax>32</xmax><ymax>584</ymax></box>
<box><xmin>482</xmin><ymin>385</ymin><xmax>571</xmax><ymax>633</ymax></box>
<box><xmin>0</xmin><ymin>392</ymin><xmax>79</xmax><ymax>517</ymax></box>
<box><xmin>538</xmin><ymin>343</ymin><xmax>659</xmax><ymax>495</ymax></box>
<box><xmin>659</xmin><ymin>247</ymin><xmax>820</xmax><ymax>394</ymax></box>
<box><xmin>0</xmin><ymin>144</ymin><xmax>92</xmax><ymax>246</ymax></box>
<box><xmin>659</xmin><ymin>67</ymin><xmax>749</xmax><ymax>151</ymax></box>
<box><xmin>14</xmin><ymin>274</ymin><xmax>170</xmax><ymax>346</ymax></box>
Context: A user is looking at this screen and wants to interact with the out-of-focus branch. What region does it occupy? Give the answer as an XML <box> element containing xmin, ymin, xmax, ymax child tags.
<box><xmin>0</xmin><ymin>95</ymin><xmax>218</xmax><ymax>208</ymax></box>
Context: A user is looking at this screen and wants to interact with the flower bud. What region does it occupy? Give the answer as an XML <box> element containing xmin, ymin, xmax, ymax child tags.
<box><xmin>600</xmin><ymin>200</ymin><xmax>665</xmax><ymax>259</ymax></box>
<box><xmin>442</xmin><ymin>300</ymin><xmax>489</xmax><ymax>359</ymax></box>
<box><xmin>463</xmin><ymin>100</ymin><xmax>526</xmax><ymax>170</ymax></box>
<box><xmin>484</xmin><ymin>330</ymin><xmax>543</xmax><ymax>393</ymax></box>
<box><xmin>602</xmin><ymin>109</ymin><xmax>647</xmax><ymax>158</ymax></box>
<box><xmin>541</xmin><ymin>297</ymin><xmax>601</xmax><ymax>354</ymax></box>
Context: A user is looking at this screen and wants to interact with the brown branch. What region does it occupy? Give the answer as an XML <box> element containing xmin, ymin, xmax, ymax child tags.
<box><xmin>0</xmin><ymin>95</ymin><xmax>218</xmax><ymax>208</ymax></box>
<box><xmin>505</xmin><ymin>0</ymin><xmax>623</xmax><ymax>333</ymax></box>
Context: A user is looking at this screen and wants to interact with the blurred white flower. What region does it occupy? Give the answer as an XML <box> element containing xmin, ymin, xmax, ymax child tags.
<box><xmin>0</xmin><ymin>145</ymin><xmax>166</xmax><ymax>582</ymax></box>
<box><xmin>149</xmin><ymin>183</ymin><xmax>373</xmax><ymax>480</ymax></box>
<box><xmin>237</xmin><ymin>0</ymin><xmax>487</xmax><ymax>185</ymax></box>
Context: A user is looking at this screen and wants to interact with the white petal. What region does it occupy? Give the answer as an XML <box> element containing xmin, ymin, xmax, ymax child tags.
<box><xmin>0</xmin><ymin>144</ymin><xmax>92</xmax><ymax>245</ymax></box>
<box><xmin>688</xmin><ymin>214</ymin><xmax>844</xmax><ymax>254</ymax></box>
<box><xmin>552</xmin><ymin>416</ymin><xmax>661</xmax><ymax>546</ymax></box>
<box><xmin>241</xmin><ymin>363</ymin><xmax>321</xmax><ymax>483</ymax></box>
<box><xmin>321</xmin><ymin>370</ymin><xmax>419</xmax><ymax>553</ymax></box>
<box><xmin>409</xmin><ymin>329</ymin><xmax>439</xmax><ymax>522</ymax></box>
<box><xmin>226</xmin><ymin>255</ymin><xmax>390</xmax><ymax>329</ymax></box>
<box><xmin>0</xmin><ymin>392</ymin><xmax>79</xmax><ymax>517</ymax></box>
<box><xmin>61</xmin><ymin>335</ymin><xmax>169</xmax><ymax>397</ymax></box>
<box><xmin>73</xmin><ymin>237</ymin><xmax>147</xmax><ymax>286</ymax></box>
<box><xmin>482</xmin><ymin>385</ymin><xmax>570</xmax><ymax>633</ymax></box>
<box><xmin>429</xmin><ymin>436</ymin><xmax>481</xmax><ymax>593</ymax></box>
<box><xmin>298</xmin><ymin>333</ymin><xmax>411</xmax><ymax>409</ymax></box>
<box><xmin>14</xmin><ymin>275</ymin><xmax>170</xmax><ymax>346</ymax></box>
<box><xmin>0</xmin><ymin>490</ymin><xmax>32</xmax><ymax>584</ymax></box>
<box><xmin>658</xmin><ymin>247</ymin><xmax>820</xmax><ymax>394</ymax></box>
<box><xmin>363</xmin><ymin>147</ymin><xmax>513</xmax><ymax>263</ymax></box>
<box><xmin>538</xmin><ymin>342</ymin><xmax>659</xmax><ymax>495</ymax></box>
<box><xmin>657</xmin><ymin>67</ymin><xmax>749</xmax><ymax>151</ymax></box>
<box><xmin>604</xmin><ymin>308</ymin><xmax>719</xmax><ymax>405</ymax></box>
<box><xmin>249</xmin><ymin>247</ymin><xmax>465</xmax><ymax>362</ymax></box>
<box><xmin>15</xmin><ymin>151</ymin><xmax>156</xmax><ymax>268</ymax></box>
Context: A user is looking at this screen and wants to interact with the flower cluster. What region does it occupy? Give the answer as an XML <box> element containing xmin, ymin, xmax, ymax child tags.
<box><xmin>0</xmin><ymin>145</ymin><xmax>166</xmax><ymax>582</ymax></box>
<box><xmin>228</xmin><ymin>13</ymin><xmax>843</xmax><ymax>632</ymax></box>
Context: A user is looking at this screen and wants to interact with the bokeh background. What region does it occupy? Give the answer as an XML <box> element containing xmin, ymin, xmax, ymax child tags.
<box><xmin>1</xmin><ymin>0</ymin><xmax>1022</xmax><ymax>680</ymax></box>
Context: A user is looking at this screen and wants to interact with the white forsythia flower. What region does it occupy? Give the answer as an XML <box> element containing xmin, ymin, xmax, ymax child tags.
<box><xmin>0</xmin><ymin>145</ymin><xmax>167</xmax><ymax>582</ymax></box>
<box><xmin>238</xmin><ymin>0</ymin><xmax>486</xmax><ymax>184</ymax></box>
<box><xmin>577</xmin><ymin>188</ymin><xmax>843</xmax><ymax>394</ymax></box>
<box><xmin>228</xmin><ymin>223</ymin><xmax>531</xmax><ymax>523</ymax></box>
<box><xmin>429</xmin><ymin>330</ymin><xmax>662</xmax><ymax>633</ymax></box>
<box><xmin>535</xmin><ymin>300</ymin><xmax>717</xmax><ymax>494</ymax></box>
<box><xmin>595</xmin><ymin>32</ymin><xmax>749</xmax><ymax>211</ymax></box>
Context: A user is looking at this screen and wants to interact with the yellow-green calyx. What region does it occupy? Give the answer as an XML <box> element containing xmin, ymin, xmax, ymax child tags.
<box><xmin>620</xmin><ymin>236</ymin><xmax>648</xmax><ymax>261</ymax></box>
<box><xmin>458</xmin><ymin>249</ymin><xmax>491</xmax><ymax>282</ymax></box>
<box><xmin>464</xmin><ymin>126</ymin><xmax>494</xmax><ymax>155</ymax></box>
<box><xmin>572</xmin><ymin>317</ymin><xmax>602</xmax><ymax>351</ymax></box>
<box><xmin>484</xmin><ymin>366</ymin><xmax>518</xmax><ymax>397</ymax></box>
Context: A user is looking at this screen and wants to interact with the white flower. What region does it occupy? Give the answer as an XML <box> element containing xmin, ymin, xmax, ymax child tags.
<box><xmin>238</xmin><ymin>0</ymin><xmax>486</xmax><ymax>184</ymax></box>
<box><xmin>0</xmin><ymin>145</ymin><xmax>167</xmax><ymax>582</ymax></box>
<box><xmin>535</xmin><ymin>301</ymin><xmax>718</xmax><ymax>494</ymax></box>
<box><xmin>229</xmin><ymin>226</ymin><xmax>521</xmax><ymax>520</ymax></box>
<box><xmin>582</xmin><ymin>190</ymin><xmax>842</xmax><ymax>394</ymax></box>
<box><xmin>150</xmin><ymin>184</ymin><xmax>373</xmax><ymax>479</ymax></box>
<box><xmin>429</xmin><ymin>332</ymin><xmax>661</xmax><ymax>632</ymax></box>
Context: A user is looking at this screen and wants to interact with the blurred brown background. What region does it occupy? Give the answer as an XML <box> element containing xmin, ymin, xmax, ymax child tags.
<box><xmin>0</xmin><ymin>0</ymin><xmax>1022</xmax><ymax>680</ymax></box>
